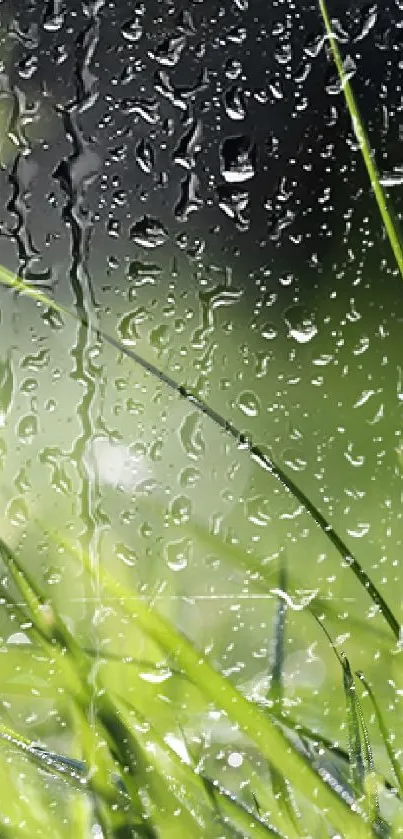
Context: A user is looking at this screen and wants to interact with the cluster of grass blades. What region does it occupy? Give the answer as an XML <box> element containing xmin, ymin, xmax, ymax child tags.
<box><xmin>0</xmin><ymin>1</ymin><xmax>401</xmax><ymax>837</ymax></box>
<box><xmin>0</xmin><ymin>527</ymin><xmax>401</xmax><ymax>838</ymax></box>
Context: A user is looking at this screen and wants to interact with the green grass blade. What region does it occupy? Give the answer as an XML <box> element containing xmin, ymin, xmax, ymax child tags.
<box><xmin>184</xmin><ymin>513</ymin><xmax>399</xmax><ymax>642</ymax></box>
<box><xmin>277</xmin><ymin>714</ymin><xmax>399</xmax><ymax>802</ymax></box>
<box><xmin>0</xmin><ymin>535</ymin><xmax>83</xmax><ymax>660</ymax></box>
<box><xmin>357</xmin><ymin>671</ymin><xmax>403</xmax><ymax>797</ymax></box>
<box><xmin>54</xmin><ymin>533</ymin><xmax>373</xmax><ymax>838</ymax></box>
<box><xmin>268</xmin><ymin>553</ymin><xmax>287</xmax><ymax>707</ymax></box>
<box><xmin>351</xmin><ymin>686</ymin><xmax>390</xmax><ymax>838</ymax></box>
<box><xmin>0</xmin><ymin>256</ymin><xmax>398</xmax><ymax>638</ymax></box>
<box><xmin>266</xmin><ymin>555</ymin><xmax>301</xmax><ymax>837</ymax></box>
<box><xmin>0</xmin><ymin>721</ymin><xmax>92</xmax><ymax>795</ymax></box>
<box><xmin>341</xmin><ymin>654</ymin><xmax>365</xmax><ymax>793</ymax></box>
<box><xmin>201</xmin><ymin>775</ymin><xmax>286</xmax><ymax>839</ymax></box>
<box><xmin>0</xmin><ymin>536</ymin><xmax>143</xmax><ymax>836</ymax></box>
<box><xmin>317</xmin><ymin>0</ymin><xmax>403</xmax><ymax>278</ymax></box>
<box><xmin>313</xmin><ymin>616</ymin><xmax>365</xmax><ymax>792</ymax></box>
<box><xmin>312</xmin><ymin>615</ymin><xmax>390</xmax><ymax>831</ymax></box>
<box><xmin>97</xmin><ymin>695</ymin><xmax>202</xmax><ymax>838</ymax></box>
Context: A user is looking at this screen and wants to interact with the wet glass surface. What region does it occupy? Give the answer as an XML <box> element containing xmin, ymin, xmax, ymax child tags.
<box><xmin>0</xmin><ymin>1</ymin><xmax>402</xmax><ymax>835</ymax></box>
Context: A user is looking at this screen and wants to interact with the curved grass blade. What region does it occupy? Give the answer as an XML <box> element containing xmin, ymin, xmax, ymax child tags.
<box><xmin>182</xmin><ymin>511</ymin><xmax>399</xmax><ymax>644</ymax></box>
<box><xmin>313</xmin><ymin>616</ymin><xmax>391</xmax><ymax>834</ymax></box>
<box><xmin>356</xmin><ymin>671</ymin><xmax>403</xmax><ymax>797</ymax></box>
<box><xmin>268</xmin><ymin>553</ymin><xmax>287</xmax><ymax>707</ymax></box>
<box><xmin>0</xmin><ymin>535</ymin><xmax>85</xmax><ymax>664</ymax></box>
<box><xmin>313</xmin><ymin>616</ymin><xmax>364</xmax><ymax>792</ymax></box>
<box><xmin>0</xmin><ymin>721</ymin><xmax>93</xmax><ymax>796</ymax></box>
<box><xmin>99</xmin><ymin>719</ymin><xmax>204</xmax><ymax>837</ymax></box>
<box><xmin>0</xmin><ymin>695</ymin><xmax>290</xmax><ymax>839</ymax></box>
<box><xmin>201</xmin><ymin>775</ymin><xmax>286</xmax><ymax>839</ymax></box>
<box><xmin>342</xmin><ymin>654</ymin><xmax>366</xmax><ymax>793</ymax></box>
<box><xmin>114</xmin><ymin>694</ymin><xmax>288</xmax><ymax>839</ymax></box>
<box><xmin>0</xmin><ymin>721</ymin><xmax>158</xmax><ymax>838</ymax></box>
<box><xmin>317</xmin><ymin>0</ymin><xmax>403</xmax><ymax>278</ymax></box>
<box><xmin>351</xmin><ymin>685</ymin><xmax>390</xmax><ymax>839</ymax></box>
<box><xmin>0</xmin><ymin>536</ymin><xmax>152</xmax><ymax>837</ymax></box>
<box><xmin>277</xmin><ymin>715</ymin><xmax>399</xmax><ymax>801</ymax></box>
<box><xmin>266</xmin><ymin>554</ymin><xmax>301</xmax><ymax>838</ymax></box>
<box><xmin>0</xmin><ymin>260</ymin><xmax>399</xmax><ymax>640</ymax></box>
<box><xmin>52</xmin><ymin>531</ymin><xmax>374</xmax><ymax>839</ymax></box>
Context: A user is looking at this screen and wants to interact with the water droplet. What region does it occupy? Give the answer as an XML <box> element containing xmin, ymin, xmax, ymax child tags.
<box><xmin>149</xmin><ymin>324</ymin><xmax>171</xmax><ymax>351</ymax></box>
<box><xmin>261</xmin><ymin>323</ymin><xmax>277</xmax><ymax>340</ymax></box>
<box><xmin>237</xmin><ymin>390</ymin><xmax>260</xmax><ymax>417</ymax></box>
<box><xmin>220</xmin><ymin>135</ymin><xmax>256</xmax><ymax>183</ymax></box>
<box><xmin>0</xmin><ymin>354</ymin><xmax>13</xmax><ymax>427</ymax></box>
<box><xmin>165</xmin><ymin>537</ymin><xmax>192</xmax><ymax>571</ymax></box>
<box><xmin>21</xmin><ymin>348</ymin><xmax>49</xmax><ymax>371</ymax></box>
<box><xmin>284</xmin><ymin>305</ymin><xmax>318</xmax><ymax>344</ymax></box>
<box><xmin>347</xmin><ymin>522</ymin><xmax>370</xmax><ymax>539</ymax></box>
<box><xmin>130</xmin><ymin>215</ymin><xmax>168</xmax><ymax>248</ymax></box>
<box><xmin>170</xmin><ymin>495</ymin><xmax>192</xmax><ymax>525</ymax></box>
<box><xmin>283</xmin><ymin>449</ymin><xmax>308</xmax><ymax>472</ymax></box>
<box><xmin>121</xmin><ymin>15</ymin><xmax>143</xmax><ymax>42</ymax></box>
<box><xmin>225</xmin><ymin>58</ymin><xmax>242</xmax><ymax>80</ymax></box>
<box><xmin>6</xmin><ymin>497</ymin><xmax>28</xmax><ymax>526</ymax></box>
<box><xmin>117</xmin><ymin>311</ymin><xmax>140</xmax><ymax>346</ymax></box>
<box><xmin>135</xmin><ymin>138</ymin><xmax>155</xmax><ymax>174</ymax></box>
<box><xmin>139</xmin><ymin>668</ymin><xmax>173</xmax><ymax>684</ymax></box>
<box><xmin>7</xmin><ymin>632</ymin><xmax>31</xmax><ymax>645</ymax></box>
<box><xmin>43</xmin><ymin>566</ymin><xmax>63</xmax><ymax>585</ymax></box>
<box><xmin>179</xmin><ymin>412</ymin><xmax>205</xmax><ymax>459</ymax></box>
<box><xmin>115</xmin><ymin>543</ymin><xmax>137</xmax><ymax>567</ymax></box>
<box><xmin>17</xmin><ymin>414</ymin><xmax>38</xmax><ymax>444</ymax></box>
<box><xmin>179</xmin><ymin>466</ymin><xmax>201</xmax><ymax>487</ymax></box>
<box><xmin>325</xmin><ymin>56</ymin><xmax>357</xmax><ymax>95</ymax></box>
<box><xmin>245</xmin><ymin>495</ymin><xmax>271</xmax><ymax>526</ymax></box>
<box><xmin>224</xmin><ymin>85</ymin><xmax>247</xmax><ymax>120</ymax></box>
<box><xmin>148</xmin><ymin>34</ymin><xmax>186</xmax><ymax>67</ymax></box>
<box><xmin>172</xmin><ymin>119</ymin><xmax>202</xmax><ymax>169</ymax></box>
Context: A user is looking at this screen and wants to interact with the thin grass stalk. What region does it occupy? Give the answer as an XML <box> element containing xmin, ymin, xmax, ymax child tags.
<box><xmin>317</xmin><ymin>0</ymin><xmax>403</xmax><ymax>278</ymax></box>
<box><xmin>53</xmin><ymin>530</ymin><xmax>374</xmax><ymax>839</ymax></box>
<box><xmin>266</xmin><ymin>556</ymin><xmax>301</xmax><ymax>837</ymax></box>
<box><xmin>357</xmin><ymin>671</ymin><xmax>403</xmax><ymax>797</ymax></box>
<box><xmin>0</xmin><ymin>260</ymin><xmax>398</xmax><ymax>639</ymax></box>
